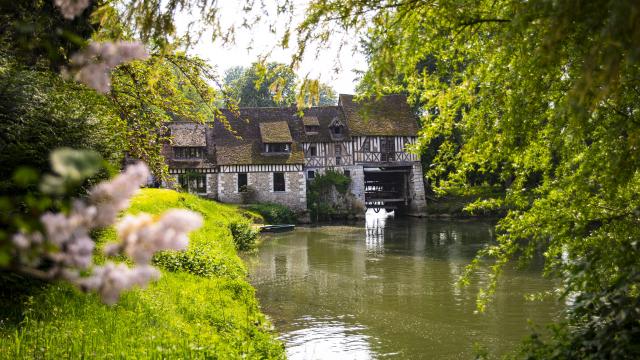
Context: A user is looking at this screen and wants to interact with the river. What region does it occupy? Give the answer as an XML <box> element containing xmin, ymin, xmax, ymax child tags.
<box><xmin>245</xmin><ymin>212</ymin><xmax>560</xmax><ymax>359</ymax></box>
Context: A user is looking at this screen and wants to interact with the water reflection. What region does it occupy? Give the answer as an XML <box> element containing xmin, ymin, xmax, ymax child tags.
<box><xmin>283</xmin><ymin>315</ymin><xmax>375</xmax><ymax>360</ymax></box>
<box><xmin>365</xmin><ymin>209</ymin><xmax>392</xmax><ymax>255</ymax></box>
<box><xmin>246</xmin><ymin>215</ymin><xmax>559</xmax><ymax>359</ymax></box>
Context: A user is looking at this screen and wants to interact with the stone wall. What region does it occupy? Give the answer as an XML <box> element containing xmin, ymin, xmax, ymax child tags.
<box><xmin>218</xmin><ymin>171</ymin><xmax>307</xmax><ymax>212</ymax></box>
<box><xmin>408</xmin><ymin>163</ymin><xmax>427</xmax><ymax>216</ymax></box>
<box><xmin>205</xmin><ymin>173</ymin><xmax>218</xmax><ymax>199</ymax></box>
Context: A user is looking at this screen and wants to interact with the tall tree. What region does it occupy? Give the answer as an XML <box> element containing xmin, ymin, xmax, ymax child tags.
<box><xmin>292</xmin><ymin>0</ymin><xmax>640</xmax><ymax>357</ymax></box>
<box><xmin>223</xmin><ymin>62</ymin><xmax>337</xmax><ymax>107</ymax></box>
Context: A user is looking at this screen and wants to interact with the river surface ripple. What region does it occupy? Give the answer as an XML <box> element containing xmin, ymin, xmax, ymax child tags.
<box><xmin>245</xmin><ymin>213</ymin><xmax>560</xmax><ymax>359</ymax></box>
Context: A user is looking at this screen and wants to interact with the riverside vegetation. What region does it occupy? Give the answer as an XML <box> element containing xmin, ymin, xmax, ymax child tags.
<box><xmin>0</xmin><ymin>189</ymin><xmax>284</xmax><ymax>359</ymax></box>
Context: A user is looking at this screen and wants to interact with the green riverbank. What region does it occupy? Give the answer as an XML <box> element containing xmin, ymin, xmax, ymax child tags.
<box><xmin>0</xmin><ymin>189</ymin><xmax>285</xmax><ymax>359</ymax></box>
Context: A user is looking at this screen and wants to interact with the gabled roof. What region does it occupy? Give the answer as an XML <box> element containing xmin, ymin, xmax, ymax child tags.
<box><xmin>259</xmin><ymin>121</ymin><xmax>293</xmax><ymax>143</ymax></box>
<box><xmin>339</xmin><ymin>94</ymin><xmax>420</xmax><ymax>136</ymax></box>
<box><xmin>213</xmin><ymin>108</ymin><xmax>304</xmax><ymax>165</ymax></box>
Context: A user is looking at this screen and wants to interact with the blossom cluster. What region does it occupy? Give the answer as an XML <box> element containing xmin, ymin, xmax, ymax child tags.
<box><xmin>65</xmin><ymin>41</ymin><xmax>149</xmax><ymax>93</ymax></box>
<box><xmin>11</xmin><ymin>163</ymin><xmax>203</xmax><ymax>304</ymax></box>
<box><xmin>54</xmin><ymin>0</ymin><xmax>91</xmax><ymax>20</ymax></box>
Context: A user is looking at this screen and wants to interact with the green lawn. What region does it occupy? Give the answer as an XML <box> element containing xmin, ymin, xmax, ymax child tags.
<box><xmin>0</xmin><ymin>189</ymin><xmax>285</xmax><ymax>359</ymax></box>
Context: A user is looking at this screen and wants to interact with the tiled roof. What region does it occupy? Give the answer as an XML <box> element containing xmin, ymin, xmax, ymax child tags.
<box><xmin>170</xmin><ymin>123</ymin><xmax>207</xmax><ymax>146</ymax></box>
<box><xmin>302</xmin><ymin>116</ymin><xmax>320</xmax><ymax>126</ymax></box>
<box><xmin>213</xmin><ymin>108</ymin><xmax>304</xmax><ymax>165</ymax></box>
<box><xmin>339</xmin><ymin>94</ymin><xmax>420</xmax><ymax>136</ymax></box>
<box><xmin>259</xmin><ymin>121</ymin><xmax>293</xmax><ymax>143</ymax></box>
<box><xmin>177</xmin><ymin>94</ymin><xmax>417</xmax><ymax>166</ymax></box>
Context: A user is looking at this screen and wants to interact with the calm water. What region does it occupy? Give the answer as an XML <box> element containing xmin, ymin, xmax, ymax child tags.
<box><xmin>245</xmin><ymin>213</ymin><xmax>560</xmax><ymax>359</ymax></box>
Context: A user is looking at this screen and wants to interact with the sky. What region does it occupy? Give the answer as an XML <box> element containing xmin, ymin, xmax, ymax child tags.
<box><xmin>176</xmin><ymin>1</ymin><xmax>367</xmax><ymax>95</ymax></box>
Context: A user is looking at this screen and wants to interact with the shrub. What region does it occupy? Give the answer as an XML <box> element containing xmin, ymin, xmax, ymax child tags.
<box><xmin>152</xmin><ymin>246</ymin><xmax>239</xmax><ymax>278</ymax></box>
<box><xmin>245</xmin><ymin>203</ymin><xmax>296</xmax><ymax>224</ymax></box>
<box><xmin>239</xmin><ymin>185</ymin><xmax>258</xmax><ymax>204</ymax></box>
<box><xmin>307</xmin><ymin>170</ymin><xmax>352</xmax><ymax>221</ymax></box>
<box><xmin>228</xmin><ymin>219</ymin><xmax>259</xmax><ymax>251</ymax></box>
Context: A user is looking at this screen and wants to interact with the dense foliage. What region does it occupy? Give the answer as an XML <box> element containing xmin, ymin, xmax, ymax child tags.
<box><xmin>223</xmin><ymin>62</ymin><xmax>337</xmax><ymax>107</ymax></box>
<box><xmin>0</xmin><ymin>189</ymin><xmax>284</xmax><ymax>358</ymax></box>
<box><xmin>245</xmin><ymin>203</ymin><xmax>297</xmax><ymax>224</ymax></box>
<box><xmin>291</xmin><ymin>0</ymin><xmax>640</xmax><ymax>357</ymax></box>
<box><xmin>307</xmin><ymin>170</ymin><xmax>352</xmax><ymax>221</ymax></box>
<box><xmin>228</xmin><ymin>220</ymin><xmax>260</xmax><ymax>251</ymax></box>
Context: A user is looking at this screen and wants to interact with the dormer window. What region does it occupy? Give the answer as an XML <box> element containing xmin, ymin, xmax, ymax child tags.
<box><xmin>259</xmin><ymin>121</ymin><xmax>293</xmax><ymax>155</ymax></box>
<box><xmin>305</xmin><ymin>125</ymin><xmax>320</xmax><ymax>134</ymax></box>
<box><xmin>265</xmin><ymin>143</ymin><xmax>291</xmax><ymax>153</ymax></box>
<box><xmin>328</xmin><ymin>117</ymin><xmax>346</xmax><ymax>140</ymax></box>
<box><xmin>303</xmin><ymin>116</ymin><xmax>320</xmax><ymax>135</ymax></box>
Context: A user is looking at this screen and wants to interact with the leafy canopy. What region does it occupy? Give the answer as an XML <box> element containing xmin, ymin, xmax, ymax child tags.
<box><xmin>292</xmin><ymin>0</ymin><xmax>640</xmax><ymax>357</ymax></box>
<box><xmin>223</xmin><ymin>62</ymin><xmax>337</xmax><ymax>107</ymax></box>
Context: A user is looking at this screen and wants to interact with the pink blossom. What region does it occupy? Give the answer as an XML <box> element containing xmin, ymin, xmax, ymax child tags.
<box><xmin>9</xmin><ymin>162</ymin><xmax>202</xmax><ymax>304</ymax></box>
<box><xmin>53</xmin><ymin>0</ymin><xmax>91</xmax><ymax>20</ymax></box>
<box><xmin>76</xmin><ymin>263</ymin><xmax>160</xmax><ymax>305</ymax></box>
<box><xmin>66</xmin><ymin>41</ymin><xmax>149</xmax><ymax>93</ymax></box>
<box><xmin>89</xmin><ymin>162</ymin><xmax>150</xmax><ymax>226</ymax></box>
<box><xmin>114</xmin><ymin>210</ymin><xmax>203</xmax><ymax>264</ymax></box>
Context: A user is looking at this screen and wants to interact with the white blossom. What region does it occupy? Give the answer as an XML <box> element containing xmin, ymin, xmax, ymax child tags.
<box><xmin>76</xmin><ymin>262</ymin><xmax>160</xmax><ymax>304</ymax></box>
<box><xmin>66</xmin><ymin>41</ymin><xmax>149</xmax><ymax>93</ymax></box>
<box><xmin>53</xmin><ymin>0</ymin><xmax>91</xmax><ymax>20</ymax></box>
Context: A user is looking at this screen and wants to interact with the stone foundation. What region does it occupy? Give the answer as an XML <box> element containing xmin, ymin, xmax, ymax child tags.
<box><xmin>408</xmin><ymin>163</ymin><xmax>427</xmax><ymax>216</ymax></box>
<box><xmin>218</xmin><ymin>171</ymin><xmax>307</xmax><ymax>212</ymax></box>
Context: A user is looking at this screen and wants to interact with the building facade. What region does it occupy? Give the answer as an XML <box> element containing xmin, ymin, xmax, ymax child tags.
<box><xmin>162</xmin><ymin>94</ymin><xmax>427</xmax><ymax>216</ymax></box>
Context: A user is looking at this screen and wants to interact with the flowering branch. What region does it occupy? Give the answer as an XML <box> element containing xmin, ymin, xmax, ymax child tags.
<box><xmin>11</xmin><ymin>159</ymin><xmax>202</xmax><ymax>304</ymax></box>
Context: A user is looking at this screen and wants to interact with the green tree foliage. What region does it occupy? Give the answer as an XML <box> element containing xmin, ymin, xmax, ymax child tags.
<box><xmin>224</xmin><ymin>62</ymin><xmax>337</xmax><ymax>107</ymax></box>
<box><xmin>292</xmin><ymin>0</ymin><xmax>640</xmax><ymax>357</ymax></box>
<box><xmin>307</xmin><ymin>170</ymin><xmax>351</xmax><ymax>221</ymax></box>
<box><xmin>0</xmin><ymin>61</ymin><xmax>126</xmax><ymax>194</ymax></box>
<box><xmin>109</xmin><ymin>53</ymin><xmax>224</xmax><ymax>178</ymax></box>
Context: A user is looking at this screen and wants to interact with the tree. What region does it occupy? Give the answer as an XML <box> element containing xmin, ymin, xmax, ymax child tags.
<box><xmin>291</xmin><ymin>0</ymin><xmax>640</xmax><ymax>357</ymax></box>
<box><xmin>223</xmin><ymin>62</ymin><xmax>337</xmax><ymax>107</ymax></box>
<box><xmin>224</xmin><ymin>62</ymin><xmax>298</xmax><ymax>107</ymax></box>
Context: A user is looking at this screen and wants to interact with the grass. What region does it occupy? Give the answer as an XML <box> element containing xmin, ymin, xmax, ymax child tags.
<box><xmin>0</xmin><ymin>189</ymin><xmax>285</xmax><ymax>359</ymax></box>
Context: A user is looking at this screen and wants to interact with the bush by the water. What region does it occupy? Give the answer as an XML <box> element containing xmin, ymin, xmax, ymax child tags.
<box><xmin>0</xmin><ymin>189</ymin><xmax>284</xmax><ymax>358</ymax></box>
<box><xmin>307</xmin><ymin>170</ymin><xmax>353</xmax><ymax>221</ymax></box>
<box><xmin>228</xmin><ymin>220</ymin><xmax>259</xmax><ymax>251</ymax></box>
<box><xmin>245</xmin><ymin>203</ymin><xmax>296</xmax><ymax>224</ymax></box>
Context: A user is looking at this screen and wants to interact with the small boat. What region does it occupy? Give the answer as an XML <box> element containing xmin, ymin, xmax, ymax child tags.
<box><xmin>259</xmin><ymin>224</ymin><xmax>296</xmax><ymax>233</ymax></box>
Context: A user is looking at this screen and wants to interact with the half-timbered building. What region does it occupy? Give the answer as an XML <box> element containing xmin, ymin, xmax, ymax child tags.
<box><xmin>162</xmin><ymin>94</ymin><xmax>427</xmax><ymax>216</ymax></box>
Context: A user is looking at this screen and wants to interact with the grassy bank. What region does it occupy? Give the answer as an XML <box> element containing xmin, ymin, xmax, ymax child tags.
<box><xmin>0</xmin><ymin>189</ymin><xmax>285</xmax><ymax>359</ymax></box>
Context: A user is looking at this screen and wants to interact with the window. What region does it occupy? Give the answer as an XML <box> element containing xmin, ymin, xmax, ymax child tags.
<box><xmin>273</xmin><ymin>172</ymin><xmax>285</xmax><ymax>192</ymax></box>
<box><xmin>307</xmin><ymin>170</ymin><xmax>315</xmax><ymax>180</ymax></box>
<box><xmin>265</xmin><ymin>143</ymin><xmax>291</xmax><ymax>153</ymax></box>
<box><xmin>174</xmin><ymin>147</ymin><xmax>205</xmax><ymax>159</ymax></box>
<box><xmin>344</xmin><ymin>170</ymin><xmax>351</xmax><ymax>178</ymax></box>
<box><xmin>362</xmin><ymin>138</ymin><xmax>371</xmax><ymax>152</ymax></box>
<box><xmin>335</xmin><ymin>144</ymin><xmax>342</xmax><ymax>165</ymax></box>
<box><xmin>178</xmin><ymin>172</ymin><xmax>206</xmax><ymax>193</ymax></box>
<box><xmin>309</xmin><ymin>145</ymin><xmax>317</xmax><ymax>156</ymax></box>
<box><xmin>305</xmin><ymin>125</ymin><xmax>320</xmax><ymax>134</ymax></box>
<box><xmin>332</xmin><ymin>126</ymin><xmax>343</xmax><ymax>134</ymax></box>
<box><xmin>237</xmin><ymin>173</ymin><xmax>248</xmax><ymax>192</ymax></box>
